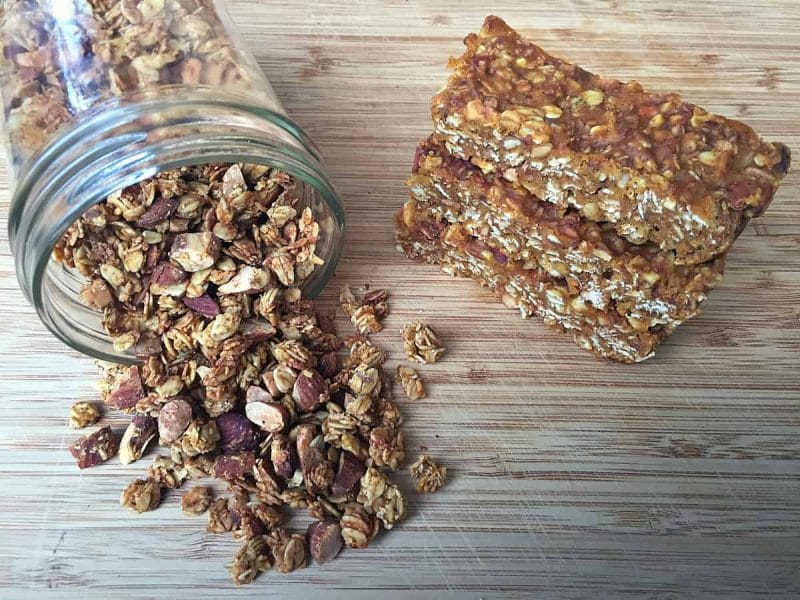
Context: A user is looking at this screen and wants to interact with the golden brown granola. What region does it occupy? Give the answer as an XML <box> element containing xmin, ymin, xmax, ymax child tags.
<box><xmin>229</xmin><ymin>536</ymin><xmax>272</xmax><ymax>586</ymax></box>
<box><xmin>410</xmin><ymin>455</ymin><xmax>447</xmax><ymax>493</ymax></box>
<box><xmin>182</xmin><ymin>486</ymin><xmax>212</xmax><ymax>515</ymax></box>
<box><xmin>401</xmin><ymin>321</ymin><xmax>446</xmax><ymax>364</ymax></box>
<box><xmin>340</xmin><ymin>502</ymin><xmax>378</xmax><ymax>549</ymax></box>
<box><xmin>68</xmin><ymin>402</ymin><xmax>101</xmax><ymax>429</ymax></box>
<box><xmin>267</xmin><ymin>530</ymin><xmax>307</xmax><ymax>573</ymax></box>
<box><xmin>396</xmin><ymin>365</ymin><xmax>426</xmax><ymax>400</ymax></box>
<box><xmin>120</xmin><ymin>479</ymin><xmax>161</xmax><ymax>513</ymax></box>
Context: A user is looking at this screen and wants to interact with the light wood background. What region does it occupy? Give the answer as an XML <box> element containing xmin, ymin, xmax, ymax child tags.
<box><xmin>1</xmin><ymin>1</ymin><xmax>799</xmax><ymax>598</ymax></box>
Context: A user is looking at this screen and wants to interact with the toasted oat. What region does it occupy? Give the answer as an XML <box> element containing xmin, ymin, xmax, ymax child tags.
<box><xmin>120</xmin><ymin>479</ymin><xmax>161</xmax><ymax>513</ymax></box>
<box><xmin>182</xmin><ymin>486</ymin><xmax>212</xmax><ymax>515</ymax></box>
<box><xmin>401</xmin><ymin>321</ymin><xmax>446</xmax><ymax>364</ymax></box>
<box><xmin>396</xmin><ymin>365</ymin><xmax>426</xmax><ymax>400</ymax></box>
<box><xmin>69</xmin><ymin>401</ymin><xmax>100</xmax><ymax>429</ymax></box>
<box><xmin>410</xmin><ymin>455</ymin><xmax>447</xmax><ymax>493</ymax></box>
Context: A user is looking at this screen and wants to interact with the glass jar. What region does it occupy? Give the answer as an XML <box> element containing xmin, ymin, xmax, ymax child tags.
<box><xmin>0</xmin><ymin>0</ymin><xmax>345</xmax><ymax>362</ymax></box>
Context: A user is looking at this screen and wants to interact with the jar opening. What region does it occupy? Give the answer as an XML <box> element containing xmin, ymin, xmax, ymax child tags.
<box><xmin>9</xmin><ymin>91</ymin><xmax>345</xmax><ymax>362</ymax></box>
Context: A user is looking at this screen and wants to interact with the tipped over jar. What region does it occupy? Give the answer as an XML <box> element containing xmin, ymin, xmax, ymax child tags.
<box><xmin>0</xmin><ymin>0</ymin><xmax>345</xmax><ymax>361</ymax></box>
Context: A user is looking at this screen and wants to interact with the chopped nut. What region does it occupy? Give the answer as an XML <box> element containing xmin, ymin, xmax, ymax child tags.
<box><xmin>170</xmin><ymin>232</ymin><xmax>220</xmax><ymax>272</ymax></box>
<box><xmin>214</xmin><ymin>451</ymin><xmax>257</xmax><ymax>481</ymax></box>
<box><xmin>292</xmin><ymin>369</ymin><xmax>329</xmax><ymax>412</ymax></box>
<box><xmin>330</xmin><ymin>451</ymin><xmax>366</xmax><ymax>497</ymax></box>
<box><xmin>270</xmin><ymin>434</ymin><xmax>298</xmax><ymax>479</ymax></box>
<box><xmin>245</xmin><ymin>401</ymin><xmax>289</xmax><ymax>433</ymax></box>
<box><xmin>69</xmin><ymin>401</ymin><xmax>100</xmax><ymax>429</ymax></box>
<box><xmin>307</xmin><ymin>520</ymin><xmax>343</xmax><ymax>565</ymax></box>
<box><xmin>120</xmin><ymin>479</ymin><xmax>161</xmax><ymax>513</ymax></box>
<box><xmin>216</xmin><ymin>413</ymin><xmax>258</xmax><ymax>453</ymax></box>
<box><xmin>396</xmin><ymin>365</ymin><xmax>426</xmax><ymax>400</ymax></box>
<box><xmin>158</xmin><ymin>398</ymin><xmax>193</xmax><ymax>444</ymax></box>
<box><xmin>410</xmin><ymin>455</ymin><xmax>447</xmax><ymax>493</ymax></box>
<box><xmin>182</xmin><ymin>486</ymin><xmax>212</xmax><ymax>515</ymax></box>
<box><xmin>119</xmin><ymin>414</ymin><xmax>157</xmax><ymax>464</ymax></box>
<box><xmin>68</xmin><ymin>426</ymin><xmax>118</xmax><ymax>469</ymax></box>
<box><xmin>401</xmin><ymin>321</ymin><xmax>446</xmax><ymax>364</ymax></box>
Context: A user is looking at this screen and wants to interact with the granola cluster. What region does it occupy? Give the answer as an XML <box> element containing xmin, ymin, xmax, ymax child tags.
<box><xmin>59</xmin><ymin>162</ymin><xmax>446</xmax><ymax>584</ymax></box>
<box><xmin>0</xmin><ymin>0</ymin><xmax>265</xmax><ymax>169</ymax></box>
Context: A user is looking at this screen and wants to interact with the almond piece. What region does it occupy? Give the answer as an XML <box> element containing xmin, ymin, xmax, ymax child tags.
<box><xmin>245</xmin><ymin>401</ymin><xmax>289</xmax><ymax>433</ymax></box>
<box><xmin>158</xmin><ymin>398</ymin><xmax>193</xmax><ymax>444</ymax></box>
<box><xmin>307</xmin><ymin>520</ymin><xmax>343</xmax><ymax>565</ymax></box>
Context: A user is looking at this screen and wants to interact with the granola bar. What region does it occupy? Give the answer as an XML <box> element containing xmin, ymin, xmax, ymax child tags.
<box><xmin>408</xmin><ymin>140</ymin><xmax>724</xmax><ymax>329</ymax></box>
<box><xmin>431</xmin><ymin>16</ymin><xmax>791</xmax><ymax>264</ymax></box>
<box><xmin>396</xmin><ymin>199</ymin><xmax>668</xmax><ymax>362</ymax></box>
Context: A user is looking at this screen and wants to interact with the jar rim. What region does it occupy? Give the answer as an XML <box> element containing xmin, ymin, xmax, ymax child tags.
<box><xmin>9</xmin><ymin>89</ymin><xmax>346</xmax><ymax>363</ymax></box>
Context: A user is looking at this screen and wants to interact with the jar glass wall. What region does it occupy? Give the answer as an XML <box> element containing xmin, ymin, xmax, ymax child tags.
<box><xmin>0</xmin><ymin>1</ymin><xmax>345</xmax><ymax>362</ymax></box>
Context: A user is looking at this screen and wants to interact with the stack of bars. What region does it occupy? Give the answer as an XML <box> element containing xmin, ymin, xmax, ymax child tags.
<box><xmin>396</xmin><ymin>16</ymin><xmax>791</xmax><ymax>363</ymax></box>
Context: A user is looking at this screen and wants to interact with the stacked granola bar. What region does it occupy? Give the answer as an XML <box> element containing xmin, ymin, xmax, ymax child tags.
<box><xmin>396</xmin><ymin>16</ymin><xmax>791</xmax><ymax>362</ymax></box>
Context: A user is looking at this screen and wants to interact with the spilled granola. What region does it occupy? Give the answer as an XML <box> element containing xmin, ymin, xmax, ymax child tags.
<box><xmin>55</xmin><ymin>162</ymin><xmax>455</xmax><ymax>584</ymax></box>
<box><xmin>410</xmin><ymin>455</ymin><xmax>447</xmax><ymax>493</ymax></box>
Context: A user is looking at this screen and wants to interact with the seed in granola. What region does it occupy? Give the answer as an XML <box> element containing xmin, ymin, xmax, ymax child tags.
<box><xmin>340</xmin><ymin>502</ymin><xmax>378</xmax><ymax>549</ymax></box>
<box><xmin>401</xmin><ymin>321</ymin><xmax>446</xmax><ymax>364</ymax></box>
<box><xmin>396</xmin><ymin>365</ymin><xmax>426</xmax><ymax>400</ymax></box>
<box><xmin>307</xmin><ymin>520</ymin><xmax>343</xmax><ymax>565</ymax></box>
<box><xmin>268</xmin><ymin>530</ymin><xmax>307</xmax><ymax>573</ymax></box>
<box><xmin>119</xmin><ymin>414</ymin><xmax>158</xmax><ymax>464</ymax></box>
<box><xmin>69</xmin><ymin>401</ymin><xmax>100</xmax><ymax>429</ymax></box>
<box><xmin>120</xmin><ymin>479</ymin><xmax>161</xmax><ymax>513</ymax></box>
<box><xmin>182</xmin><ymin>486</ymin><xmax>213</xmax><ymax>515</ymax></box>
<box><xmin>68</xmin><ymin>426</ymin><xmax>119</xmax><ymax>469</ymax></box>
<box><xmin>229</xmin><ymin>536</ymin><xmax>271</xmax><ymax>586</ymax></box>
<box><xmin>410</xmin><ymin>455</ymin><xmax>447</xmax><ymax>493</ymax></box>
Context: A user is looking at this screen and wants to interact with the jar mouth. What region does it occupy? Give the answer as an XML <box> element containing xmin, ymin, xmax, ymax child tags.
<box><xmin>8</xmin><ymin>89</ymin><xmax>346</xmax><ymax>363</ymax></box>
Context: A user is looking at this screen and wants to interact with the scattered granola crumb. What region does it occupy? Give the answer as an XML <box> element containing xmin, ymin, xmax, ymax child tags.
<box><xmin>120</xmin><ymin>478</ymin><xmax>161</xmax><ymax>513</ymax></box>
<box><xmin>339</xmin><ymin>285</ymin><xmax>389</xmax><ymax>334</ymax></box>
<box><xmin>396</xmin><ymin>365</ymin><xmax>426</xmax><ymax>400</ymax></box>
<box><xmin>267</xmin><ymin>529</ymin><xmax>307</xmax><ymax>573</ymax></box>
<box><xmin>401</xmin><ymin>321</ymin><xmax>446</xmax><ymax>364</ymax></box>
<box><xmin>182</xmin><ymin>486</ymin><xmax>213</xmax><ymax>515</ymax></box>
<box><xmin>68</xmin><ymin>401</ymin><xmax>101</xmax><ymax>429</ymax></box>
<box><xmin>410</xmin><ymin>455</ymin><xmax>447</xmax><ymax>493</ymax></box>
<box><xmin>207</xmin><ymin>498</ymin><xmax>237</xmax><ymax>534</ymax></box>
<box><xmin>229</xmin><ymin>536</ymin><xmax>272</xmax><ymax>585</ymax></box>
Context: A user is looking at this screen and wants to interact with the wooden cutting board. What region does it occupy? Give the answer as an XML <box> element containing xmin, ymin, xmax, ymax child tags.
<box><xmin>1</xmin><ymin>1</ymin><xmax>798</xmax><ymax>597</ymax></box>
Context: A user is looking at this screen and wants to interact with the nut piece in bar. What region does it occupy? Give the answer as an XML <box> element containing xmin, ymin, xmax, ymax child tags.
<box><xmin>431</xmin><ymin>15</ymin><xmax>790</xmax><ymax>264</ymax></box>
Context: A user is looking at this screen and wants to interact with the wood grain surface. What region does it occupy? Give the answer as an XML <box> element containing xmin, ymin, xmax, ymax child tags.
<box><xmin>1</xmin><ymin>1</ymin><xmax>799</xmax><ymax>598</ymax></box>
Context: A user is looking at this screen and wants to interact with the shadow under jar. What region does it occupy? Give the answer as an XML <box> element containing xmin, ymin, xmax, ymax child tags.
<box><xmin>0</xmin><ymin>0</ymin><xmax>345</xmax><ymax>362</ymax></box>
